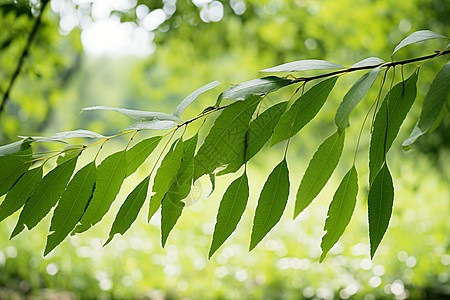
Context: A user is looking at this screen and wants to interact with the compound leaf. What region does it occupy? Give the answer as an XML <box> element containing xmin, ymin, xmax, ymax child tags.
<box><xmin>261</xmin><ymin>59</ymin><xmax>343</xmax><ymax>72</ymax></box>
<box><xmin>222</xmin><ymin>77</ymin><xmax>292</xmax><ymax>101</ymax></box>
<box><xmin>126</xmin><ymin>136</ymin><xmax>162</xmax><ymax>177</ymax></box>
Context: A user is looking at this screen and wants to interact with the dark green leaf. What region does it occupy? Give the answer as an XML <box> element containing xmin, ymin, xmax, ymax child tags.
<box><xmin>294</xmin><ymin>131</ymin><xmax>345</xmax><ymax>218</ymax></box>
<box><xmin>72</xmin><ymin>150</ymin><xmax>127</xmax><ymax>234</ymax></box>
<box><xmin>173</xmin><ymin>81</ymin><xmax>221</xmax><ymax>117</ymax></box>
<box><xmin>193</xmin><ymin>96</ymin><xmax>260</xmax><ymax>181</ymax></box>
<box><xmin>104</xmin><ymin>176</ymin><xmax>150</xmax><ymax>246</ymax></box>
<box><xmin>82</xmin><ymin>106</ymin><xmax>182</xmax><ymax>122</ymax></box>
<box><xmin>368</xmin><ymin>164</ymin><xmax>394</xmax><ymax>259</ymax></box>
<box><xmin>208</xmin><ymin>173</ymin><xmax>216</xmax><ymax>197</ymax></box>
<box><xmin>209</xmin><ymin>171</ymin><xmax>249</xmax><ymax>258</ymax></box>
<box><xmin>0</xmin><ymin>147</ymin><xmax>32</xmax><ymax>197</ymax></box>
<box><xmin>392</xmin><ymin>30</ymin><xmax>446</xmax><ymax>55</ymax></box>
<box><xmin>0</xmin><ymin>166</ymin><xmax>42</xmax><ymax>222</ymax></box>
<box><xmin>319</xmin><ymin>166</ymin><xmax>358</xmax><ymax>262</ymax></box>
<box><xmin>272</xmin><ymin>77</ymin><xmax>338</xmax><ymax>145</ymax></box>
<box><xmin>249</xmin><ymin>159</ymin><xmax>290</xmax><ymax>251</ymax></box>
<box><xmin>222</xmin><ymin>77</ymin><xmax>292</xmax><ymax>101</ymax></box>
<box><xmin>369</xmin><ymin>72</ymin><xmax>417</xmax><ymax>184</ymax></box>
<box><xmin>126</xmin><ymin>136</ymin><xmax>162</xmax><ymax>177</ymax></box>
<box><xmin>261</xmin><ymin>59</ymin><xmax>343</xmax><ymax>72</ymax></box>
<box><xmin>44</xmin><ymin>161</ymin><xmax>97</xmax><ymax>256</ymax></box>
<box><xmin>350</xmin><ymin>57</ymin><xmax>385</xmax><ymax>68</ymax></box>
<box><xmin>124</xmin><ymin>120</ymin><xmax>178</xmax><ymax>131</ymax></box>
<box><xmin>148</xmin><ymin>139</ymin><xmax>185</xmax><ymax>221</ymax></box>
<box><xmin>335</xmin><ymin>67</ymin><xmax>380</xmax><ymax>130</ymax></box>
<box><xmin>11</xmin><ymin>155</ymin><xmax>79</xmax><ymax>238</ymax></box>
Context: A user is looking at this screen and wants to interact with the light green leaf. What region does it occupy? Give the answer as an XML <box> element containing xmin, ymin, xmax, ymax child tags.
<box><xmin>0</xmin><ymin>147</ymin><xmax>32</xmax><ymax>197</ymax></box>
<box><xmin>369</xmin><ymin>72</ymin><xmax>417</xmax><ymax>185</ymax></box>
<box><xmin>209</xmin><ymin>171</ymin><xmax>249</xmax><ymax>258</ymax></box>
<box><xmin>44</xmin><ymin>161</ymin><xmax>97</xmax><ymax>256</ymax></box>
<box><xmin>368</xmin><ymin>164</ymin><xmax>394</xmax><ymax>259</ymax></box>
<box><xmin>272</xmin><ymin>77</ymin><xmax>338</xmax><ymax>145</ymax></box>
<box><xmin>403</xmin><ymin>62</ymin><xmax>450</xmax><ymax>148</ymax></box>
<box><xmin>217</xmin><ymin>101</ymin><xmax>287</xmax><ymax>176</ymax></box>
<box><xmin>392</xmin><ymin>30</ymin><xmax>447</xmax><ymax>55</ymax></box>
<box><xmin>0</xmin><ymin>166</ymin><xmax>43</xmax><ymax>223</ymax></box>
<box><xmin>294</xmin><ymin>131</ymin><xmax>345</xmax><ymax>218</ymax></box>
<box><xmin>350</xmin><ymin>57</ymin><xmax>385</xmax><ymax>68</ymax></box>
<box><xmin>335</xmin><ymin>67</ymin><xmax>380</xmax><ymax>130</ymax></box>
<box><xmin>193</xmin><ymin>96</ymin><xmax>260</xmax><ymax>181</ymax></box>
<box><xmin>82</xmin><ymin>106</ymin><xmax>182</xmax><ymax>122</ymax></box>
<box><xmin>126</xmin><ymin>136</ymin><xmax>162</xmax><ymax>177</ymax></box>
<box><xmin>208</xmin><ymin>173</ymin><xmax>216</xmax><ymax>197</ymax></box>
<box><xmin>124</xmin><ymin>120</ymin><xmax>178</xmax><ymax>131</ymax></box>
<box><xmin>0</xmin><ymin>138</ymin><xmax>31</xmax><ymax>156</ymax></box>
<box><xmin>104</xmin><ymin>175</ymin><xmax>150</xmax><ymax>246</ymax></box>
<box><xmin>319</xmin><ymin>166</ymin><xmax>358</xmax><ymax>262</ymax></box>
<box><xmin>161</xmin><ymin>134</ymin><xmax>198</xmax><ymax>247</ymax></box>
<box><xmin>72</xmin><ymin>150</ymin><xmax>127</xmax><ymax>234</ymax></box>
<box><xmin>148</xmin><ymin>139</ymin><xmax>185</xmax><ymax>221</ymax></box>
<box><xmin>173</xmin><ymin>81</ymin><xmax>221</xmax><ymax>117</ymax></box>
<box><xmin>222</xmin><ymin>77</ymin><xmax>292</xmax><ymax>100</ymax></box>
<box><xmin>50</xmin><ymin>129</ymin><xmax>105</xmax><ymax>140</ymax></box>
<box><xmin>249</xmin><ymin>158</ymin><xmax>290</xmax><ymax>251</ymax></box>
<box><xmin>261</xmin><ymin>59</ymin><xmax>344</xmax><ymax>72</ymax></box>
<box><xmin>11</xmin><ymin>154</ymin><xmax>79</xmax><ymax>239</ymax></box>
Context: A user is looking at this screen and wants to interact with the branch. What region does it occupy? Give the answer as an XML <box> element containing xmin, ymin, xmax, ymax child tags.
<box><xmin>0</xmin><ymin>0</ymin><xmax>50</xmax><ymax>115</ymax></box>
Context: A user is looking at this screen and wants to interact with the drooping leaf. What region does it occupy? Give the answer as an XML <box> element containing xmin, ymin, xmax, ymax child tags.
<box><xmin>350</xmin><ymin>57</ymin><xmax>385</xmax><ymax>68</ymax></box>
<box><xmin>82</xmin><ymin>106</ymin><xmax>182</xmax><ymax>122</ymax></box>
<box><xmin>173</xmin><ymin>81</ymin><xmax>221</xmax><ymax>117</ymax></box>
<box><xmin>392</xmin><ymin>30</ymin><xmax>447</xmax><ymax>56</ymax></box>
<box><xmin>50</xmin><ymin>129</ymin><xmax>105</xmax><ymax>140</ymax></box>
<box><xmin>272</xmin><ymin>77</ymin><xmax>338</xmax><ymax>145</ymax></box>
<box><xmin>148</xmin><ymin>139</ymin><xmax>185</xmax><ymax>221</ymax></box>
<box><xmin>319</xmin><ymin>166</ymin><xmax>358</xmax><ymax>262</ymax></box>
<box><xmin>222</xmin><ymin>77</ymin><xmax>292</xmax><ymax>101</ymax></box>
<box><xmin>0</xmin><ymin>138</ymin><xmax>31</xmax><ymax>156</ymax></box>
<box><xmin>193</xmin><ymin>96</ymin><xmax>260</xmax><ymax>181</ymax></box>
<box><xmin>249</xmin><ymin>158</ymin><xmax>290</xmax><ymax>251</ymax></box>
<box><xmin>0</xmin><ymin>147</ymin><xmax>32</xmax><ymax>197</ymax></box>
<box><xmin>369</xmin><ymin>72</ymin><xmax>418</xmax><ymax>185</ymax></box>
<box><xmin>11</xmin><ymin>154</ymin><xmax>79</xmax><ymax>238</ymax></box>
<box><xmin>0</xmin><ymin>166</ymin><xmax>43</xmax><ymax>223</ymax></box>
<box><xmin>335</xmin><ymin>67</ymin><xmax>380</xmax><ymax>130</ymax></box>
<box><xmin>403</xmin><ymin>62</ymin><xmax>450</xmax><ymax>148</ymax></box>
<box><xmin>72</xmin><ymin>150</ymin><xmax>127</xmax><ymax>234</ymax></box>
<box><xmin>126</xmin><ymin>136</ymin><xmax>162</xmax><ymax>177</ymax></box>
<box><xmin>161</xmin><ymin>134</ymin><xmax>198</xmax><ymax>247</ymax></box>
<box><xmin>294</xmin><ymin>131</ymin><xmax>345</xmax><ymax>218</ymax></box>
<box><xmin>124</xmin><ymin>120</ymin><xmax>178</xmax><ymax>131</ymax></box>
<box><xmin>368</xmin><ymin>164</ymin><xmax>394</xmax><ymax>259</ymax></box>
<box><xmin>261</xmin><ymin>59</ymin><xmax>344</xmax><ymax>73</ymax></box>
<box><xmin>209</xmin><ymin>171</ymin><xmax>249</xmax><ymax>258</ymax></box>
<box><xmin>104</xmin><ymin>176</ymin><xmax>150</xmax><ymax>246</ymax></box>
<box><xmin>44</xmin><ymin>161</ymin><xmax>97</xmax><ymax>256</ymax></box>
<box><xmin>208</xmin><ymin>173</ymin><xmax>216</xmax><ymax>197</ymax></box>
<box><xmin>217</xmin><ymin>101</ymin><xmax>287</xmax><ymax>176</ymax></box>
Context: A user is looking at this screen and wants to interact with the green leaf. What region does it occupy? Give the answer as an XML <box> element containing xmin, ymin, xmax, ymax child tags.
<box><xmin>272</xmin><ymin>77</ymin><xmax>338</xmax><ymax>145</ymax></box>
<box><xmin>369</xmin><ymin>72</ymin><xmax>418</xmax><ymax>185</ymax></box>
<box><xmin>249</xmin><ymin>158</ymin><xmax>290</xmax><ymax>251</ymax></box>
<box><xmin>124</xmin><ymin>120</ymin><xmax>178</xmax><ymax>131</ymax></box>
<box><xmin>209</xmin><ymin>171</ymin><xmax>249</xmax><ymax>258</ymax></box>
<box><xmin>173</xmin><ymin>81</ymin><xmax>221</xmax><ymax>117</ymax></box>
<box><xmin>294</xmin><ymin>131</ymin><xmax>345</xmax><ymax>218</ymax></box>
<box><xmin>126</xmin><ymin>136</ymin><xmax>162</xmax><ymax>177</ymax></box>
<box><xmin>335</xmin><ymin>67</ymin><xmax>380</xmax><ymax>130</ymax></box>
<box><xmin>82</xmin><ymin>106</ymin><xmax>182</xmax><ymax>122</ymax></box>
<box><xmin>319</xmin><ymin>166</ymin><xmax>358</xmax><ymax>262</ymax></box>
<box><xmin>0</xmin><ymin>147</ymin><xmax>32</xmax><ymax>197</ymax></box>
<box><xmin>222</xmin><ymin>77</ymin><xmax>292</xmax><ymax>100</ymax></box>
<box><xmin>350</xmin><ymin>57</ymin><xmax>385</xmax><ymax>68</ymax></box>
<box><xmin>161</xmin><ymin>134</ymin><xmax>198</xmax><ymax>247</ymax></box>
<box><xmin>403</xmin><ymin>62</ymin><xmax>450</xmax><ymax>148</ymax></box>
<box><xmin>261</xmin><ymin>59</ymin><xmax>344</xmax><ymax>72</ymax></box>
<box><xmin>49</xmin><ymin>129</ymin><xmax>105</xmax><ymax>140</ymax></box>
<box><xmin>217</xmin><ymin>101</ymin><xmax>287</xmax><ymax>176</ymax></box>
<box><xmin>208</xmin><ymin>172</ymin><xmax>216</xmax><ymax>197</ymax></box>
<box><xmin>193</xmin><ymin>96</ymin><xmax>260</xmax><ymax>181</ymax></box>
<box><xmin>11</xmin><ymin>154</ymin><xmax>79</xmax><ymax>239</ymax></box>
<box><xmin>148</xmin><ymin>139</ymin><xmax>185</xmax><ymax>221</ymax></box>
<box><xmin>44</xmin><ymin>161</ymin><xmax>97</xmax><ymax>256</ymax></box>
<box><xmin>104</xmin><ymin>176</ymin><xmax>150</xmax><ymax>246</ymax></box>
<box><xmin>72</xmin><ymin>150</ymin><xmax>127</xmax><ymax>234</ymax></box>
<box><xmin>0</xmin><ymin>166</ymin><xmax>42</xmax><ymax>223</ymax></box>
<box><xmin>368</xmin><ymin>164</ymin><xmax>394</xmax><ymax>259</ymax></box>
<box><xmin>0</xmin><ymin>138</ymin><xmax>31</xmax><ymax>156</ymax></box>
<box><xmin>392</xmin><ymin>30</ymin><xmax>447</xmax><ymax>55</ymax></box>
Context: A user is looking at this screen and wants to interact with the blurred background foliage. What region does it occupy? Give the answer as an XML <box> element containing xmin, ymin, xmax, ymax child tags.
<box><xmin>0</xmin><ymin>0</ymin><xmax>449</xmax><ymax>299</ymax></box>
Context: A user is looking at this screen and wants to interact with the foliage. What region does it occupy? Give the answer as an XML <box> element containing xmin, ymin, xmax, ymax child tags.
<box><xmin>0</xmin><ymin>29</ymin><xmax>449</xmax><ymax>264</ymax></box>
